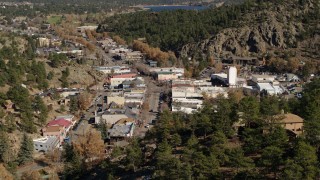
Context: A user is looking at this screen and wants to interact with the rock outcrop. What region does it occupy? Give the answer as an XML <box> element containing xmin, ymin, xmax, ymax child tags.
<box><xmin>180</xmin><ymin>0</ymin><xmax>319</xmax><ymax>60</ymax></box>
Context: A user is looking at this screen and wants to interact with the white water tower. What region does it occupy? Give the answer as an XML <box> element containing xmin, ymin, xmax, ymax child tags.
<box><xmin>228</xmin><ymin>66</ymin><xmax>237</xmax><ymax>86</ymax></box>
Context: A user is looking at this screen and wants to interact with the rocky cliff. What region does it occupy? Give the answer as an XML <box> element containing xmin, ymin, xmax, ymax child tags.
<box><xmin>180</xmin><ymin>0</ymin><xmax>319</xmax><ymax>60</ymax></box>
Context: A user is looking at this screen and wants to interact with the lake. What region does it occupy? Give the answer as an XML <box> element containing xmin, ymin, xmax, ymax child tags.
<box><xmin>144</xmin><ymin>5</ymin><xmax>209</xmax><ymax>12</ymax></box>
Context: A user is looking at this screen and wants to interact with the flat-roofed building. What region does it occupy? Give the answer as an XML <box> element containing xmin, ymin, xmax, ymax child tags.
<box><xmin>33</xmin><ymin>136</ymin><xmax>59</xmax><ymax>152</ymax></box>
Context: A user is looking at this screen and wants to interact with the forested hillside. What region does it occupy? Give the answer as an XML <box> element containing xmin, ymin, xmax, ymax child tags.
<box><xmin>0</xmin><ymin>0</ymin><xmax>207</xmax><ymax>16</ymax></box>
<box><xmin>100</xmin><ymin>0</ymin><xmax>319</xmax><ymax>62</ymax></box>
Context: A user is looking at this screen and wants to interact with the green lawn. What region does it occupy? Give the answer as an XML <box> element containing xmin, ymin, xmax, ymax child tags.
<box><xmin>47</xmin><ymin>16</ymin><xmax>62</xmax><ymax>24</ymax></box>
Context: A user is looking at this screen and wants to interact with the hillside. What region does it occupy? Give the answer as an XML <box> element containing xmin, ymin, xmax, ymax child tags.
<box><xmin>101</xmin><ymin>0</ymin><xmax>319</xmax><ymax>70</ymax></box>
<box><xmin>180</xmin><ymin>0</ymin><xmax>320</xmax><ymax>61</ymax></box>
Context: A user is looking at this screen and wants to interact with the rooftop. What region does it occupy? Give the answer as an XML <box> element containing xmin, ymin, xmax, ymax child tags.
<box><xmin>33</xmin><ymin>136</ymin><xmax>58</xmax><ymax>144</ymax></box>
<box><xmin>111</xmin><ymin>73</ymin><xmax>137</xmax><ymax>78</ymax></box>
<box><xmin>43</xmin><ymin>125</ymin><xmax>63</xmax><ymax>132</ymax></box>
<box><xmin>47</xmin><ymin>119</ymin><xmax>72</xmax><ymax>128</ymax></box>
<box><xmin>276</xmin><ymin>113</ymin><xmax>304</xmax><ymax>123</ymax></box>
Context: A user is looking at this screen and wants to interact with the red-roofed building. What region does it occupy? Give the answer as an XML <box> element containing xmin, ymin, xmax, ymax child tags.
<box><xmin>47</xmin><ymin>119</ymin><xmax>72</xmax><ymax>132</ymax></box>
<box><xmin>111</xmin><ymin>73</ymin><xmax>137</xmax><ymax>79</ymax></box>
<box><xmin>42</xmin><ymin>118</ymin><xmax>73</xmax><ymax>145</ymax></box>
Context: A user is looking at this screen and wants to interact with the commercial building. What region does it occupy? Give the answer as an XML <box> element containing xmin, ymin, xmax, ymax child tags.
<box><xmin>108</xmin><ymin>73</ymin><xmax>137</xmax><ymax>88</ymax></box>
<box><xmin>157</xmin><ymin>72</ymin><xmax>179</xmax><ymax>81</ymax></box>
<box><xmin>211</xmin><ymin>66</ymin><xmax>246</xmax><ymax>87</ymax></box>
<box><xmin>171</xmin><ymin>79</ymin><xmax>228</xmax><ymax>114</ymax></box>
<box><xmin>94</xmin><ymin>66</ymin><xmax>131</xmax><ymax>74</ymax></box>
<box><xmin>251</xmin><ymin>74</ymin><xmax>284</xmax><ymax>95</ymax></box>
<box><xmin>33</xmin><ymin>136</ymin><xmax>59</xmax><ymax>152</ymax></box>
<box><xmin>150</xmin><ymin>67</ymin><xmax>184</xmax><ymax>77</ymax></box>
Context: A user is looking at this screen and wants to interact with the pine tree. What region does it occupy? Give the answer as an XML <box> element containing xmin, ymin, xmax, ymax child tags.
<box><xmin>33</xmin><ymin>96</ymin><xmax>48</xmax><ymax>125</ymax></box>
<box><xmin>69</xmin><ymin>96</ymin><xmax>79</xmax><ymax>113</ymax></box>
<box><xmin>0</xmin><ymin>131</ymin><xmax>9</xmax><ymax>163</ymax></box>
<box><xmin>17</xmin><ymin>134</ymin><xmax>33</xmax><ymax>165</ymax></box>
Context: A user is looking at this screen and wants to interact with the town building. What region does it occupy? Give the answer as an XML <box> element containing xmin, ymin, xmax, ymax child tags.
<box><xmin>251</xmin><ymin>74</ymin><xmax>284</xmax><ymax>95</ymax></box>
<box><xmin>108</xmin><ymin>73</ymin><xmax>137</xmax><ymax>88</ymax></box>
<box><xmin>211</xmin><ymin>66</ymin><xmax>246</xmax><ymax>87</ymax></box>
<box><xmin>107</xmin><ymin>96</ymin><xmax>125</xmax><ymax>106</ymax></box>
<box><xmin>94</xmin><ymin>66</ymin><xmax>131</xmax><ymax>74</ymax></box>
<box><xmin>42</xmin><ymin>125</ymin><xmax>66</xmax><ymax>144</ymax></box>
<box><xmin>171</xmin><ymin>79</ymin><xmax>228</xmax><ymax>114</ymax></box>
<box><xmin>108</xmin><ymin>118</ymin><xmax>135</xmax><ymax>140</ymax></box>
<box><xmin>33</xmin><ymin>136</ymin><xmax>59</xmax><ymax>152</ymax></box>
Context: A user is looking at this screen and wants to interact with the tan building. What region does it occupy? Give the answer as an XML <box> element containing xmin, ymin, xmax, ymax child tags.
<box><xmin>157</xmin><ymin>72</ymin><xmax>178</xmax><ymax>81</ymax></box>
<box><xmin>107</xmin><ymin>96</ymin><xmax>125</xmax><ymax>106</ymax></box>
<box><xmin>42</xmin><ymin>126</ymin><xmax>66</xmax><ymax>144</ymax></box>
<box><xmin>275</xmin><ymin>113</ymin><xmax>304</xmax><ymax>135</ymax></box>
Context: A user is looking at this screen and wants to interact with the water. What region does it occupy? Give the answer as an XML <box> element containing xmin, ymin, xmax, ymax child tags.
<box><xmin>144</xmin><ymin>5</ymin><xmax>209</xmax><ymax>12</ymax></box>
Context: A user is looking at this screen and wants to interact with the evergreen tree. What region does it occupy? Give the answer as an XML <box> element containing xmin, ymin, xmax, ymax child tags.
<box><xmin>124</xmin><ymin>139</ymin><xmax>142</xmax><ymax>172</ymax></box>
<box><xmin>259</xmin><ymin>146</ymin><xmax>283</xmax><ymax>177</ymax></box>
<box><xmin>69</xmin><ymin>96</ymin><xmax>79</xmax><ymax>113</ymax></box>
<box><xmin>0</xmin><ymin>131</ymin><xmax>9</xmax><ymax>163</ymax></box>
<box><xmin>17</xmin><ymin>133</ymin><xmax>33</xmax><ymax>165</ymax></box>
<box><xmin>33</xmin><ymin>96</ymin><xmax>48</xmax><ymax>125</ymax></box>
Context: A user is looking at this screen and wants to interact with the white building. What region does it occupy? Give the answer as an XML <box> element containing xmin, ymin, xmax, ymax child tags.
<box><xmin>251</xmin><ymin>74</ymin><xmax>284</xmax><ymax>95</ymax></box>
<box><xmin>94</xmin><ymin>66</ymin><xmax>131</xmax><ymax>74</ymax></box>
<box><xmin>33</xmin><ymin>136</ymin><xmax>59</xmax><ymax>152</ymax></box>
<box><xmin>150</xmin><ymin>67</ymin><xmax>185</xmax><ymax>77</ymax></box>
<box><xmin>228</xmin><ymin>66</ymin><xmax>237</xmax><ymax>86</ymax></box>
<box><xmin>171</xmin><ymin>79</ymin><xmax>228</xmax><ymax>114</ymax></box>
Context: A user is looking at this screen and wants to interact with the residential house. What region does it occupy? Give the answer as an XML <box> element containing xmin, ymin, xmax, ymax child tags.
<box><xmin>108</xmin><ymin>118</ymin><xmax>135</xmax><ymax>140</ymax></box>
<box><xmin>275</xmin><ymin>113</ymin><xmax>304</xmax><ymax>136</ymax></box>
<box><xmin>42</xmin><ymin>126</ymin><xmax>66</xmax><ymax>144</ymax></box>
<box><xmin>97</xmin><ymin>114</ymin><xmax>129</xmax><ymax>125</ymax></box>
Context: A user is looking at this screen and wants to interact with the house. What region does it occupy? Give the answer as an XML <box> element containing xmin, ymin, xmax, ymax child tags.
<box><xmin>42</xmin><ymin>126</ymin><xmax>66</xmax><ymax>144</ymax></box>
<box><xmin>97</xmin><ymin>114</ymin><xmax>129</xmax><ymax>125</ymax></box>
<box><xmin>33</xmin><ymin>136</ymin><xmax>59</xmax><ymax>152</ymax></box>
<box><xmin>108</xmin><ymin>118</ymin><xmax>135</xmax><ymax>139</ymax></box>
<box><xmin>47</xmin><ymin>119</ymin><xmax>73</xmax><ymax>133</ymax></box>
<box><xmin>275</xmin><ymin>113</ymin><xmax>304</xmax><ymax>136</ymax></box>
